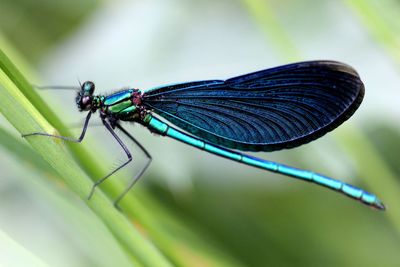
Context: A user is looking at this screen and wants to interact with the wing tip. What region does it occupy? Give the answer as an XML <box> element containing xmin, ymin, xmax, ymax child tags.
<box><xmin>291</xmin><ymin>60</ymin><xmax>361</xmax><ymax>77</ymax></box>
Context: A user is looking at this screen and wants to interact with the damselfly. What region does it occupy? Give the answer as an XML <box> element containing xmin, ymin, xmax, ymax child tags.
<box><xmin>23</xmin><ymin>61</ymin><xmax>385</xmax><ymax>210</ymax></box>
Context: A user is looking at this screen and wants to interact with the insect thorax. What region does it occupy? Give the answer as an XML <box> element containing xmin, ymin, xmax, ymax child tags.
<box><xmin>101</xmin><ymin>89</ymin><xmax>143</xmax><ymax>120</ymax></box>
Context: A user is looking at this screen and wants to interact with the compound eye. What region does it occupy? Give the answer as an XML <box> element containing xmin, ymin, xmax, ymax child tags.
<box><xmin>82</xmin><ymin>81</ymin><xmax>95</xmax><ymax>95</ymax></box>
<box><xmin>81</xmin><ymin>96</ymin><xmax>91</xmax><ymax>106</ymax></box>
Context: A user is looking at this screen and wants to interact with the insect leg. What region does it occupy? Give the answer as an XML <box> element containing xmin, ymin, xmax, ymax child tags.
<box><xmin>87</xmin><ymin>119</ymin><xmax>132</xmax><ymax>200</ymax></box>
<box><xmin>22</xmin><ymin>111</ymin><xmax>92</xmax><ymax>143</ymax></box>
<box><xmin>113</xmin><ymin>123</ymin><xmax>152</xmax><ymax>209</ymax></box>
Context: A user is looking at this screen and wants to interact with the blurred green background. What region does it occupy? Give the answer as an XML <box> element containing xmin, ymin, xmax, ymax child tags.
<box><xmin>1</xmin><ymin>0</ymin><xmax>400</xmax><ymax>266</ymax></box>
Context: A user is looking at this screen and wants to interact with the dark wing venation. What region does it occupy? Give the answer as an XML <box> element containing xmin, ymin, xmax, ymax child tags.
<box><xmin>142</xmin><ymin>61</ymin><xmax>364</xmax><ymax>151</ymax></box>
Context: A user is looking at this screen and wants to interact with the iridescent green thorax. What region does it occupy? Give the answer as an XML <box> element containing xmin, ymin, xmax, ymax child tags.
<box><xmin>104</xmin><ymin>90</ymin><xmax>134</xmax><ymax>106</ymax></box>
<box><xmin>101</xmin><ymin>89</ymin><xmax>142</xmax><ymax>120</ymax></box>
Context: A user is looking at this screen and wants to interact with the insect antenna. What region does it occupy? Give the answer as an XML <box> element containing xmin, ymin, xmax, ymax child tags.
<box><xmin>32</xmin><ymin>85</ymin><xmax>79</xmax><ymax>90</ymax></box>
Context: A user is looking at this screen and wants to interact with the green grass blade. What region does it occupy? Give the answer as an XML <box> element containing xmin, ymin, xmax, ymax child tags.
<box><xmin>0</xmin><ymin>49</ymin><xmax>173</xmax><ymax>267</ymax></box>
<box><xmin>0</xmin><ymin>126</ymin><xmax>58</xmax><ymax>176</ymax></box>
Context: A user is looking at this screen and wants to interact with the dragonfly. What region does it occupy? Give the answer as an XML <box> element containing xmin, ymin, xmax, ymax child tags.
<box><xmin>23</xmin><ymin>60</ymin><xmax>385</xmax><ymax>210</ymax></box>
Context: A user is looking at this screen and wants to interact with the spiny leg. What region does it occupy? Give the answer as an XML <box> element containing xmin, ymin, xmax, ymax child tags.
<box><xmin>22</xmin><ymin>112</ymin><xmax>92</xmax><ymax>143</ymax></box>
<box><xmin>87</xmin><ymin>119</ymin><xmax>132</xmax><ymax>200</ymax></box>
<box><xmin>113</xmin><ymin>123</ymin><xmax>152</xmax><ymax>209</ymax></box>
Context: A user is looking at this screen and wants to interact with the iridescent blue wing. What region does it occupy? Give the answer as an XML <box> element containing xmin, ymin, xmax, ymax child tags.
<box><xmin>142</xmin><ymin>61</ymin><xmax>364</xmax><ymax>151</ymax></box>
